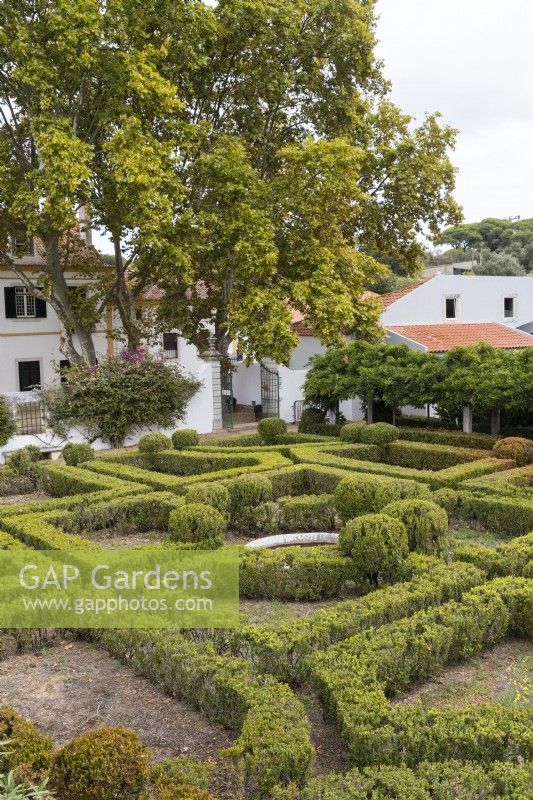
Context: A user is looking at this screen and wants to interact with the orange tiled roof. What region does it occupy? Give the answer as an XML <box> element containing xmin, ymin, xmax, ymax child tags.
<box><xmin>387</xmin><ymin>323</ymin><xmax>533</xmax><ymax>352</ymax></box>
<box><xmin>379</xmin><ymin>280</ymin><xmax>428</xmax><ymax>308</ymax></box>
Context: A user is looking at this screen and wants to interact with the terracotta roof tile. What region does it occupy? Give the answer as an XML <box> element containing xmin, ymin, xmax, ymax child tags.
<box><xmin>387</xmin><ymin>323</ymin><xmax>533</xmax><ymax>352</ymax></box>
<box><xmin>379</xmin><ymin>280</ymin><xmax>428</xmax><ymax>308</ymax></box>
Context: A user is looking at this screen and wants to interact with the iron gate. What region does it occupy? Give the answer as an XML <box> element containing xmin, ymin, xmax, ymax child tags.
<box><xmin>221</xmin><ymin>367</ymin><xmax>234</xmax><ymax>429</ymax></box>
<box><xmin>260</xmin><ymin>362</ymin><xmax>280</xmax><ymax>418</ymax></box>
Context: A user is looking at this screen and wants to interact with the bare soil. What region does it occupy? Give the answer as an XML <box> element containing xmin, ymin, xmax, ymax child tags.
<box><xmin>448</xmin><ymin>525</ymin><xmax>508</xmax><ymax>548</ymax></box>
<box><xmin>395</xmin><ymin>639</ymin><xmax>533</xmax><ymax>709</ymax></box>
<box><xmin>240</xmin><ymin>598</ymin><xmax>342</xmax><ymax>626</ymax></box>
<box><xmin>0</xmin><ymin>639</ymin><xmax>240</xmax><ymax>799</ymax></box>
<box><xmin>87</xmin><ymin>527</ymin><xmax>168</xmax><ymax>549</ymax></box>
<box><xmin>0</xmin><ymin>491</ymin><xmax>49</xmax><ymax>506</ymax></box>
<box><xmin>297</xmin><ymin>687</ymin><xmax>350</xmax><ymax>776</ymax></box>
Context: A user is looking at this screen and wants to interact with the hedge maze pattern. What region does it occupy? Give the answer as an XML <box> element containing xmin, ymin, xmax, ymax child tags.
<box><xmin>0</xmin><ymin>426</ymin><xmax>532</xmax><ymax>799</ymax></box>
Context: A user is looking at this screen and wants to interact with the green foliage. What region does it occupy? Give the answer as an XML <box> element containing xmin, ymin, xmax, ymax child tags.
<box><xmin>0</xmin><ymin>771</ymin><xmax>53</xmax><ymax>800</ymax></box>
<box><xmin>150</xmin><ymin>756</ymin><xmax>210</xmax><ymax>791</ymax></box>
<box><xmin>282</xmin><ymin>760</ymin><xmax>533</xmax><ymax>799</ymax></box>
<box><xmin>382</xmin><ymin>440</ymin><xmax>487</xmax><ymax>470</ymax></box>
<box><xmin>239</xmin><ymin>546</ymin><xmax>353</xmax><ymax>601</ymax></box>
<box><xmin>339</xmin><ymin>514</ymin><xmax>408</xmax><ymax>587</ymax></box>
<box><xmin>257</xmin><ymin>417</ymin><xmax>287</xmax><ymax>444</ymax></box>
<box><xmin>334</xmin><ymin>474</ymin><xmax>431</xmax><ymax>522</ymax></box>
<box><xmin>229</xmin><ymin>474</ymin><xmax>273</xmax><ymax>532</ymax></box>
<box><xmin>138</xmin><ymin>434</ymin><xmax>172</xmax><ymax>459</ymax></box>
<box><xmin>298</xmin><ymin>409</ymin><xmax>342</xmax><ymax>438</ymax></box>
<box><xmin>171</xmin><ymin>430</ymin><xmax>200</xmax><ymax>450</ymax></box>
<box><xmin>278</xmin><ymin>495</ymin><xmax>336</xmax><ymax>532</ymax></box>
<box><xmin>493</xmin><ymin>437</ymin><xmax>533</xmax><ymax>466</ymax></box>
<box><xmin>0</xmin><ymin>708</ymin><xmax>52</xmax><ymax>778</ymax></box>
<box><xmin>339</xmin><ymin>423</ymin><xmax>365</xmax><ymax>443</ymax></box>
<box><xmin>184</xmin><ymin>483</ymin><xmax>230</xmax><ymax>517</ymax></box>
<box><xmin>150</xmin><ymin>780</ymin><xmax>213</xmax><ymax>800</ymax></box>
<box><xmin>50</xmin><ymin>726</ymin><xmax>151</xmax><ymax>800</ymax></box>
<box><xmin>381</xmin><ymin>499</ymin><xmax>448</xmax><ymax>554</ymax></box>
<box><xmin>45</xmin><ymin>352</ymin><xmax>200</xmax><ymax>447</ymax></box>
<box><xmin>304</xmin><ymin>340</ymin><xmax>533</xmax><ymax>423</ymax></box>
<box><xmin>167</xmin><ymin>504</ymin><xmax>225</xmax><ymax>549</ymax></box>
<box><xmin>398</xmin><ymin>426</ymin><xmax>498</xmax><ymax>449</ymax></box>
<box><xmin>474</xmin><ymin>251</ymin><xmax>525</xmax><ymax>275</ymax></box>
<box><xmin>8</xmin><ymin>448</ymin><xmax>41</xmax><ymax>478</ymax></box>
<box><xmin>61</xmin><ymin>442</ymin><xmax>94</xmax><ymax>466</ymax></box>
<box><xmin>359</xmin><ymin>423</ymin><xmax>399</xmax><ymax>446</ymax></box>
<box><xmin>0</xmin><ymin>398</ymin><xmax>16</xmax><ymax>446</ymax></box>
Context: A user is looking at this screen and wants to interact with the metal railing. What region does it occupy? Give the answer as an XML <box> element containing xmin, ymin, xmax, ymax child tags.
<box><xmin>3</xmin><ymin>392</ymin><xmax>48</xmax><ymax>435</ymax></box>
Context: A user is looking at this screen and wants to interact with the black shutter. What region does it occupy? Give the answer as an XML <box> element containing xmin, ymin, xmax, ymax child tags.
<box><xmin>35</xmin><ymin>297</ymin><xmax>47</xmax><ymax>318</ymax></box>
<box><xmin>4</xmin><ymin>287</ymin><xmax>16</xmax><ymax>318</ymax></box>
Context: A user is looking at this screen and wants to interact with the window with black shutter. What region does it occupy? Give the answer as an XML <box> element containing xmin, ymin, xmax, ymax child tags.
<box><xmin>18</xmin><ymin>361</ymin><xmax>41</xmax><ymax>391</ymax></box>
<box><xmin>163</xmin><ymin>332</ymin><xmax>179</xmax><ymax>359</ymax></box>
<box><xmin>4</xmin><ymin>287</ymin><xmax>46</xmax><ymax>318</ymax></box>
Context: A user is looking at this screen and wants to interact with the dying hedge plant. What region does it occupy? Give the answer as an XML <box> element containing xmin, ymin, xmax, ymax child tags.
<box><xmin>50</xmin><ymin>726</ymin><xmax>151</xmax><ymax>800</ymax></box>
<box><xmin>493</xmin><ymin>436</ymin><xmax>533</xmax><ymax>466</ymax></box>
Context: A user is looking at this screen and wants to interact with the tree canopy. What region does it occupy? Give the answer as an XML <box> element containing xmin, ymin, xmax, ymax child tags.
<box><xmin>303</xmin><ymin>340</ymin><xmax>533</xmax><ymax>423</ymax></box>
<box><xmin>434</xmin><ymin>217</ymin><xmax>533</xmax><ymax>273</ymax></box>
<box><xmin>1</xmin><ymin>0</ymin><xmax>462</xmax><ymax>365</ymax></box>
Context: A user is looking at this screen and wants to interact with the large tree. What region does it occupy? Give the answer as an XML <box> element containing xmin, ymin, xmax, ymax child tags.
<box><xmin>0</xmin><ymin>0</ymin><xmax>188</xmax><ymax>362</ymax></box>
<box><xmin>1</xmin><ymin>0</ymin><xmax>462</xmax><ymax>367</ymax></box>
<box><xmin>141</xmin><ymin>0</ymin><xmax>462</xmax><ymax>361</ymax></box>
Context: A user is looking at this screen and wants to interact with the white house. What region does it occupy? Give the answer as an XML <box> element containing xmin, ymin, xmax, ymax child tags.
<box><xmin>232</xmin><ymin>274</ymin><xmax>533</xmax><ymax>425</ymax></box>
<box><xmin>0</xmin><ymin>235</ymin><xmax>218</xmax><ymax>461</ymax></box>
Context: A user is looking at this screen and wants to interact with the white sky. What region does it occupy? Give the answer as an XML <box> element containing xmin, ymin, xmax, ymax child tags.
<box><xmin>375</xmin><ymin>0</ymin><xmax>533</xmax><ymax>224</ymax></box>
<box><xmin>94</xmin><ymin>0</ymin><xmax>533</xmax><ymax>252</ymax></box>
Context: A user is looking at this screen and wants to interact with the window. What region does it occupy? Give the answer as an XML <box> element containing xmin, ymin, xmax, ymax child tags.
<box><xmin>4</xmin><ymin>287</ymin><xmax>47</xmax><ymax>319</ymax></box>
<box><xmin>445</xmin><ymin>296</ymin><xmax>458</xmax><ymax>319</ymax></box>
<box><xmin>18</xmin><ymin>360</ymin><xmax>41</xmax><ymax>391</ymax></box>
<box><xmin>11</xmin><ymin>233</ymin><xmax>34</xmax><ymax>257</ymax></box>
<box><xmin>163</xmin><ymin>332</ymin><xmax>179</xmax><ymax>359</ymax></box>
<box><xmin>59</xmin><ymin>359</ymin><xmax>71</xmax><ymax>383</ymax></box>
<box><xmin>504</xmin><ymin>296</ymin><xmax>515</xmax><ymax>319</ymax></box>
<box><xmin>14</xmin><ymin>286</ymin><xmax>36</xmax><ymax>318</ymax></box>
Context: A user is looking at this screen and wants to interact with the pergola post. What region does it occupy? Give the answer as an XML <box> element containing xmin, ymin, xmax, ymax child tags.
<box><xmin>367</xmin><ymin>398</ymin><xmax>374</xmax><ymax>424</ymax></box>
<box><xmin>462</xmin><ymin>405</ymin><xmax>473</xmax><ymax>434</ymax></box>
<box><xmin>490</xmin><ymin>407</ymin><xmax>501</xmax><ymax>436</ymax></box>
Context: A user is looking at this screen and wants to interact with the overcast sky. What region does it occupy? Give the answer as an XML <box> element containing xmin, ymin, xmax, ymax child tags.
<box><xmin>375</xmin><ymin>0</ymin><xmax>533</xmax><ymax>224</ymax></box>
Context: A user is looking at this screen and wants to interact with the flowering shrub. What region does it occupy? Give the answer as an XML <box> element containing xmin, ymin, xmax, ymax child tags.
<box><xmin>45</xmin><ymin>351</ymin><xmax>200</xmax><ymax>447</ymax></box>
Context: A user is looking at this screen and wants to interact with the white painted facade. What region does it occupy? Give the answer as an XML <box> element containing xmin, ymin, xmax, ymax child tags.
<box><xmin>381</xmin><ymin>274</ymin><xmax>533</xmax><ymax>330</ymax></box>
<box><xmin>0</xmin><ymin>241</ymin><xmax>217</xmax><ymax>460</ymax></box>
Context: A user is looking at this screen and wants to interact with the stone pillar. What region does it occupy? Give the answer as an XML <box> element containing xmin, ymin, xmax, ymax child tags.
<box><xmin>200</xmin><ymin>335</ymin><xmax>223</xmax><ymax>432</ymax></box>
<box><xmin>490</xmin><ymin>407</ymin><xmax>501</xmax><ymax>436</ymax></box>
<box><xmin>462</xmin><ymin>405</ymin><xmax>473</xmax><ymax>434</ymax></box>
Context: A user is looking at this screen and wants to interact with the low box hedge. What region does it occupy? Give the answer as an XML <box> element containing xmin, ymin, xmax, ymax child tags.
<box><xmin>0</xmin><ymin>529</ymin><xmax>29</xmax><ymax>549</ymax></box>
<box><xmin>397</xmin><ymin>426</ymin><xmax>499</xmax><ymax>450</ymax></box>
<box><xmin>381</xmin><ymin>440</ymin><xmax>489</xmax><ymax>471</ymax></box>
<box><xmin>1</xmin><ymin>511</ymin><xmax>97</xmax><ymax>549</ymax></box>
<box><xmin>94</xmin><ymin>629</ymin><xmax>314</xmax><ymax>798</ymax></box>
<box><xmin>277</xmin><ymin>760</ymin><xmax>533</xmax><ymax>800</ymax></box>
<box><xmin>307</xmin><ymin>587</ymin><xmax>513</xmax><ymax>766</ymax></box>
<box><xmin>451</xmin><ymin>532</ymin><xmax>533</xmax><ymax>578</ymax></box>
<box><xmin>450</xmin><ymin>491</ymin><xmax>533</xmax><ymax>536</ymax></box>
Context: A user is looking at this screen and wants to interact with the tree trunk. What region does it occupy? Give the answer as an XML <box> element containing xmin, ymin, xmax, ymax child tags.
<box><xmin>112</xmin><ymin>235</ymin><xmax>142</xmax><ymax>352</ymax></box>
<box><xmin>490</xmin><ymin>407</ymin><xmax>501</xmax><ymax>436</ymax></box>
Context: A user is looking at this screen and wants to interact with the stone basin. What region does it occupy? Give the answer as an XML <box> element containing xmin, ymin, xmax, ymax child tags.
<box><xmin>245</xmin><ymin>532</ymin><xmax>339</xmax><ymax>549</ymax></box>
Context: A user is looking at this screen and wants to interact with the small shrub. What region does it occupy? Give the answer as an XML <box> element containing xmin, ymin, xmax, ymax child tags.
<box><xmin>339</xmin><ymin>422</ymin><xmax>366</xmax><ymax>443</ymax></box>
<box><xmin>359</xmin><ymin>422</ymin><xmax>399</xmax><ymax>447</ymax></box>
<box><xmin>339</xmin><ymin>513</ymin><xmax>408</xmax><ymax>587</ymax></box>
<box><xmin>168</xmin><ymin>503</ymin><xmax>225</xmax><ymax>548</ymax></box>
<box><xmin>298</xmin><ymin>407</ymin><xmax>325</xmax><ymax>433</ymax></box>
<box><xmin>334</xmin><ymin>475</ymin><xmax>378</xmax><ymax>521</ymax></box>
<box><xmin>279</xmin><ymin>494</ymin><xmax>336</xmax><ymax>532</ymax></box>
<box><xmin>150</xmin><ymin>782</ymin><xmax>213</xmax><ymax>800</ymax></box>
<box><xmin>8</xmin><ymin>447</ymin><xmax>41</xmax><ymax>477</ymax></box>
<box><xmin>334</xmin><ymin>474</ymin><xmax>429</xmax><ymax>522</ymax></box>
<box><xmin>230</xmin><ymin>473</ymin><xmax>273</xmax><ymax>532</ymax></box>
<box><xmin>0</xmin><ymin>707</ymin><xmax>53</xmax><ymax>777</ymax></box>
<box><xmin>150</xmin><ymin>756</ymin><xmax>210</xmax><ymax>791</ymax></box>
<box><xmin>432</xmin><ymin>487</ymin><xmax>459</xmax><ymax>514</ymax></box>
<box><xmin>0</xmin><ymin>473</ymin><xmax>34</xmax><ymax>497</ymax></box>
<box><xmin>62</xmin><ymin>442</ymin><xmax>94</xmax><ymax>466</ymax></box>
<box><xmin>257</xmin><ymin>417</ymin><xmax>287</xmax><ymax>444</ymax></box>
<box><xmin>172</xmin><ymin>429</ymin><xmax>199</xmax><ymax>450</ymax></box>
<box><xmin>493</xmin><ymin>436</ymin><xmax>533</xmax><ymax>466</ymax></box>
<box><xmin>50</xmin><ymin>726</ymin><xmax>151</xmax><ymax>800</ymax></box>
<box><xmin>138</xmin><ymin>433</ymin><xmax>171</xmax><ymax>456</ymax></box>
<box><xmin>0</xmin><ymin>397</ymin><xmax>16</xmax><ymax>446</ymax></box>
<box><xmin>184</xmin><ymin>482</ymin><xmax>230</xmax><ymax>517</ymax></box>
<box><xmin>381</xmin><ymin>499</ymin><xmax>448</xmax><ymax>554</ymax></box>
